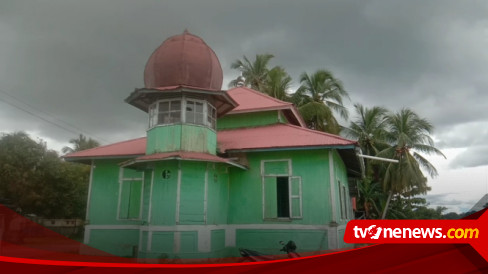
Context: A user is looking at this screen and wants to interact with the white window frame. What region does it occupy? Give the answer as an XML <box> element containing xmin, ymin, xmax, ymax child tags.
<box><xmin>338</xmin><ymin>180</ymin><xmax>348</xmax><ymax>220</ymax></box>
<box><xmin>148</xmin><ymin>97</ymin><xmax>216</xmax><ymax>129</ymax></box>
<box><xmin>116</xmin><ymin>167</ymin><xmax>144</xmax><ymax>220</ymax></box>
<box><xmin>261</xmin><ymin>159</ymin><xmax>302</xmax><ymax>220</ymax></box>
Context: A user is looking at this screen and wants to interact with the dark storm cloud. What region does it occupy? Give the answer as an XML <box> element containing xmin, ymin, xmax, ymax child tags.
<box><xmin>424</xmin><ymin>193</ymin><xmax>480</xmax><ymax>213</ymax></box>
<box><xmin>1</xmin><ymin>0</ymin><xmax>488</xmax><ymax>167</ymax></box>
<box><xmin>450</xmin><ymin>146</ymin><xmax>488</xmax><ymax>168</ymax></box>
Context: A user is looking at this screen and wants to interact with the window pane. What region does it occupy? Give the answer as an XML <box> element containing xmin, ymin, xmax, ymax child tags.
<box><xmin>158</xmin><ymin>112</ymin><xmax>168</xmax><ymax>124</ymax></box>
<box><xmin>186</xmin><ymin>111</ymin><xmax>195</xmax><ymax>123</ymax></box>
<box><xmin>170</xmin><ymin>111</ymin><xmax>181</xmax><ymax>123</ymax></box>
<box><xmin>149</xmin><ymin>104</ymin><xmax>156</xmax><ymax>127</ymax></box>
<box><xmin>264</xmin><ymin>177</ymin><xmax>278</xmax><ymax>219</ymax></box>
<box><xmin>263</xmin><ymin>161</ymin><xmax>289</xmax><ymax>175</ymax></box>
<box><xmin>186</xmin><ymin>101</ymin><xmax>194</xmax><ymax>111</ymax></box>
<box><xmin>196</xmin><ymin>102</ymin><xmax>203</xmax><ymax>113</ymax></box>
<box><xmin>128</xmin><ymin>181</ymin><xmax>142</xmax><ymax>219</ymax></box>
<box><xmin>159</xmin><ymin>102</ymin><xmax>169</xmax><ymax>112</ymax></box>
<box><xmin>195</xmin><ymin>112</ymin><xmax>204</xmax><ymax>125</ymax></box>
<box><xmin>170</xmin><ymin>101</ymin><xmax>181</xmax><ymax>111</ymax></box>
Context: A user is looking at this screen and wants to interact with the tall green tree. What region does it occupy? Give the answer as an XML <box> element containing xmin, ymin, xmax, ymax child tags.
<box><xmin>62</xmin><ymin>134</ymin><xmax>100</xmax><ymax>154</ymax></box>
<box><xmin>0</xmin><ymin>132</ymin><xmax>45</xmax><ymax>211</ymax></box>
<box><xmin>378</xmin><ymin>108</ymin><xmax>445</xmax><ymax>219</ymax></box>
<box><xmin>229</xmin><ymin>54</ymin><xmax>275</xmax><ymax>91</ymax></box>
<box><xmin>261</xmin><ymin>66</ymin><xmax>293</xmax><ymax>101</ymax></box>
<box><xmin>0</xmin><ymin>132</ymin><xmax>89</xmax><ymax>218</ymax></box>
<box><xmin>292</xmin><ymin>70</ymin><xmax>349</xmax><ymax>134</ymax></box>
<box><xmin>357</xmin><ymin>178</ymin><xmax>383</xmax><ymax>219</ymax></box>
<box><xmin>343</xmin><ymin>104</ymin><xmax>389</xmax><ymax>157</ymax></box>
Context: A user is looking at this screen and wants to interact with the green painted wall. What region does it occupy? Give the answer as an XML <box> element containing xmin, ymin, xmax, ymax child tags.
<box><xmin>89</xmin><ymin>229</ymin><xmax>139</xmax><ymax>257</ymax></box>
<box><xmin>217</xmin><ymin>110</ymin><xmax>282</xmax><ymax>130</ymax></box>
<box><xmin>236</xmin><ymin>229</ymin><xmax>328</xmax><ymax>254</ymax></box>
<box><xmin>151</xmin><ymin>232</ymin><xmax>174</xmax><ymax>254</ymax></box>
<box><xmin>146</xmin><ymin>124</ymin><xmax>216</xmax><ymax>155</ymax></box>
<box><xmin>149</xmin><ymin>161</ymin><xmax>179</xmax><ymax>225</ymax></box>
<box><xmin>86</xmin><ymin>149</ymin><xmax>352</xmax><ymax>258</ymax></box>
<box><xmin>88</xmin><ymin>159</ymin><xmax>144</xmax><ymax>225</ymax></box>
<box><xmin>211</xmin><ymin>230</ymin><xmax>225</xmax><ymax>252</ymax></box>
<box><xmin>206</xmin><ymin>164</ymin><xmax>229</xmax><ymax>225</ymax></box>
<box><xmin>179</xmin><ymin>161</ymin><xmax>206</xmax><ymax>224</ymax></box>
<box><xmin>332</xmin><ymin>150</ymin><xmax>352</xmax><ymax>226</ymax></box>
<box><xmin>146</xmin><ymin>125</ymin><xmax>181</xmax><ymax>154</ymax></box>
<box><xmin>227</xmin><ymin>149</ymin><xmax>344</xmax><ymax>225</ymax></box>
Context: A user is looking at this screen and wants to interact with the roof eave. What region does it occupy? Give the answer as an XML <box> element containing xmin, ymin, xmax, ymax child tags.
<box><xmin>64</xmin><ymin>154</ymin><xmax>144</xmax><ymax>164</ymax></box>
<box><xmin>125</xmin><ymin>86</ymin><xmax>238</xmax><ymax>117</ymax></box>
<box><xmin>120</xmin><ymin>156</ymin><xmax>247</xmax><ymax>170</ymax></box>
<box><xmin>221</xmin><ymin>144</ymin><xmax>357</xmax><ymax>153</ymax></box>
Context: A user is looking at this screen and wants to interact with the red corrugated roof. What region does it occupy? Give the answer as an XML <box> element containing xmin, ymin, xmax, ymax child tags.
<box><xmin>124</xmin><ymin>151</ymin><xmax>245</xmax><ymax>169</ymax></box>
<box><xmin>135</xmin><ymin>151</ymin><xmax>230</xmax><ymax>163</ymax></box>
<box><xmin>64</xmin><ymin>125</ymin><xmax>356</xmax><ymax>160</ymax></box>
<box><xmin>63</xmin><ymin>137</ymin><xmax>146</xmax><ymax>159</ymax></box>
<box><xmin>217</xmin><ymin>124</ymin><xmax>357</xmax><ymax>152</ymax></box>
<box><xmin>226</xmin><ymin>87</ymin><xmax>292</xmax><ymax>113</ymax></box>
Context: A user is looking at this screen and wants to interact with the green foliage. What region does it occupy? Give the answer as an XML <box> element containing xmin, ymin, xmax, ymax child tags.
<box><xmin>62</xmin><ymin>134</ymin><xmax>100</xmax><ymax>154</ymax></box>
<box><xmin>292</xmin><ymin>70</ymin><xmax>349</xmax><ymax>134</ymax></box>
<box><xmin>442</xmin><ymin>212</ymin><xmax>462</xmax><ymax>219</ymax></box>
<box><xmin>230</xmin><ymin>54</ymin><xmax>275</xmax><ymax>91</ymax></box>
<box><xmin>385</xmin><ymin>196</ymin><xmax>446</xmax><ymax>219</ymax></box>
<box><xmin>378</xmin><ymin>108</ymin><xmax>445</xmax><ymax>196</ymax></box>
<box><xmin>0</xmin><ymin>132</ymin><xmax>92</xmax><ymax>218</ymax></box>
<box><xmin>357</xmin><ymin>178</ymin><xmax>384</xmax><ymax>219</ymax></box>
<box><xmin>262</xmin><ymin>66</ymin><xmax>292</xmax><ymax>101</ymax></box>
<box><xmin>348</xmin><ymin>106</ymin><xmax>445</xmax><ymax>219</ymax></box>
<box><xmin>343</xmin><ymin>104</ymin><xmax>389</xmax><ymax>157</ymax></box>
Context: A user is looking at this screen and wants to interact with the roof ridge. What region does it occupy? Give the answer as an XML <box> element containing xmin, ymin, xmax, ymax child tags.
<box><xmin>218</xmin><ymin>123</ymin><xmax>356</xmax><ymax>143</ymax></box>
<box><xmin>282</xmin><ymin>123</ymin><xmax>357</xmax><ymax>143</ymax></box>
<box><xmin>228</xmin><ymin>86</ymin><xmax>292</xmax><ymax>105</ymax></box>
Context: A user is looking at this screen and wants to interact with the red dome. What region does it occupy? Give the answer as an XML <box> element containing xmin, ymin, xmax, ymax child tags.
<box><xmin>144</xmin><ymin>31</ymin><xmax>223</xmax><ymax>90</ymax></box>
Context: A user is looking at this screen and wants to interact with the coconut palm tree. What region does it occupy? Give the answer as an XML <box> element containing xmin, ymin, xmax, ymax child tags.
<box><xmin>343</xmin><ymin>104</ymin><xmax>389</xmax><ymax>156</ymax></box>
<box><xmin>357</xmin><ymin>178</ymin><xmax>383</xmax><ymax>219</ymax></box>
<box><xmin>229</xmin><ymin>54</ymin><xmax>274</xmax><ymax>91</ymax></box>
<box><xmin>377</xmin><ymin>108</ymin><xmax>445</xmax><ymax>219</ymax></box>
<box><xmin>261</xmin><ymin>66</ymin><xmax>293</xmax><ymax>101</ymax></box>
<box><xmin>291</xmin><ymin>70</ymin><xmax>349</xmax><ymax>134</ymax></box>
<box><xmin>62</xmin><ymin>134</ymin><xmax>100</xmax><ymax>154</ymax></box>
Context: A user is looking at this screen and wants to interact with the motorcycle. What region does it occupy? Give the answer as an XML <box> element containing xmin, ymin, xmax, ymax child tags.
<box><xmin>239</xmin><ymin>240</ymin><xmax>300</xmax><ymax>261</ymax></box>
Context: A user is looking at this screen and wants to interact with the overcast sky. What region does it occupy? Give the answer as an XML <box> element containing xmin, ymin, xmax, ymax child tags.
<box><xmin>1</xmin><ymin>0</ymin><xmax>487</xmax><ymax>213</ymax></box>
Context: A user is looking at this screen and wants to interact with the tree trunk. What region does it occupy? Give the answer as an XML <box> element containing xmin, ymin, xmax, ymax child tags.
<box><xmin>381</xmin><ymin>190</ymin><xmax>393</xmax><ymax>219</ymax></box>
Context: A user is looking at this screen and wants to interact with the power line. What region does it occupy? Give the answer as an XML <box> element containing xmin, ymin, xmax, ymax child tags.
<box><xmin>0</xmin><ymin>88</ymin><xmax>110</xmax><ymax>144</ymax></box>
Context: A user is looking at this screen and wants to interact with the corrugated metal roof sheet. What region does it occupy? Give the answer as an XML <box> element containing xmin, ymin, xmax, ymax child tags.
<box><xmin>226</xmin><ymin>87</ymin><xmax>292</xmax><ymax>114</ymax></box>
<box><xmin>217</xmin><ymin>124</ymin><xmax>357</xmax><ymax>152</ymax></box>
<box><xmin>63</xmin><ymin>137</ymin><xmax>146</xmax><ymax>159</ymax></box>
<box><xmin>135</xmin><ymin>151</ymin><xmax>230</xmax><ymax>162</ymax></box>
<box><xmin>64</xmin><ymin>125</ymin><xmax>356</xmax><ymax>159</ymax></box>
<box><xmin>122</xmin><ymin>151</ymin><xmax>246</xmax><ymax>169</ymax></box>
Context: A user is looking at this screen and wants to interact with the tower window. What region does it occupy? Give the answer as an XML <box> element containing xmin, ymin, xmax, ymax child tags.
<box><xmin>148</xmin><ymin>98</ymin><xmax>216</xmax><ymax>129</ymax></box>
<box><xmin>158</xmin><ymin>100</ymin><xmax>181</xmax><ymax>124</ymax></box>
<box><xmin>186</xmin><ymin>100</ymin><xmax>204</xmax><ymax>125</ymax></box>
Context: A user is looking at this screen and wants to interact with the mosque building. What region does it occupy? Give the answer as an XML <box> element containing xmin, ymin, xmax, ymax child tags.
<box><xmin>65</xmin><ymin>30</ymin><xmax>361</xmax><ymax>259</ymax></box>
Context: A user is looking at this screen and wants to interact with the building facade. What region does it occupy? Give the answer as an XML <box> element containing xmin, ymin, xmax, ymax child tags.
<box><xmin>65</xmin><ymin>31</ymin><xmax>361</xmax><ymax>259</ymax></box>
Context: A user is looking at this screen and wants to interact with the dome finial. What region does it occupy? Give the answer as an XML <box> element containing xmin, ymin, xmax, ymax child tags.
<box><xmin>144</xmin><ymin>31</ymin><xmax>223</xmax><ymax>90</ymax></box>
<box><xmin>236</xmin><ymin>66</ymin><xmax>246</xmax><ymax>87</ymax></box>
<box><xmin>183</xmin><ymin>28</ymin><xmax>189</xmax><ymax>34</ymax></box>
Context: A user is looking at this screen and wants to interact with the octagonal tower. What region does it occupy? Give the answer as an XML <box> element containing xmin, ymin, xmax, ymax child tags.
<box><xmin>126</xmin><ymin>30</ymin><xmax>236</xmax><ymax>155</ymax></box>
